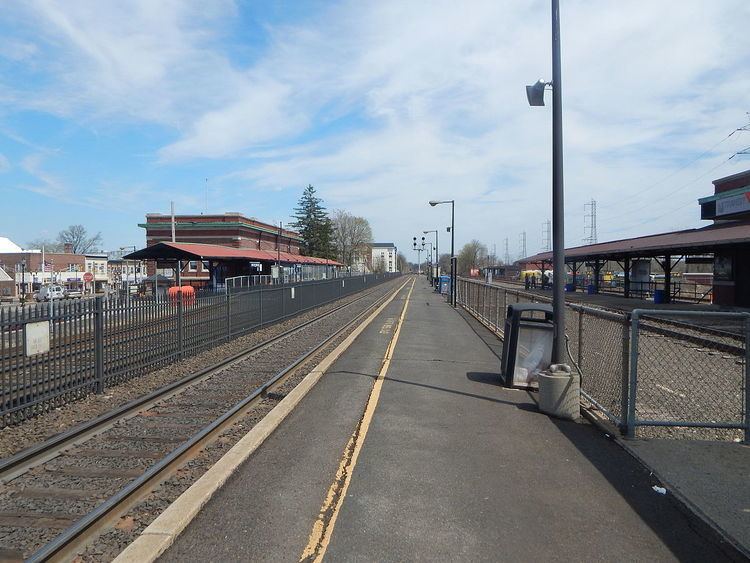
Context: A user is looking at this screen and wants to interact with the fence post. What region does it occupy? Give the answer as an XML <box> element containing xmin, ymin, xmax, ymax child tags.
<box><xmin>619</xmin><ymin>314</ymin><xmax>630</xmax><ymax>434</ymax></box>
<box><xmin>177</xmin><ymin>290</ymin><xmax>184</xmax><ymax>359</ymax></box>
<box><xmin>259</xmin><ymin>284</ymin><xmax>264</xmax><ymax>326</ymax></box>
<box><xmin>226</xmin><ymin>292</ymin><xmax>231</xmax><ymax>340</ymax></box>
<box><xmin>625</xmin><ymin>312</ymin><xmax>639</xmax><ymax>438</ymax></box>
<box><xmin>745</xmin><ymin>316</ymin><xmax>750</xmax><ymax>443</ymax></box>
<box><xmin>94</xmin><ymin>296</ymin><xmax>105</xmax><ymax>394</ymax></box>
<box><xmin>577</xmin><ymin>309</ymin><xmax>584</xmax><ymax>371</ymax></box>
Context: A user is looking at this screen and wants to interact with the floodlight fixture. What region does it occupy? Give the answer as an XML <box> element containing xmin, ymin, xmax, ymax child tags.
<box><xmin>526</xmin><ymin>79</ymin><xmax>549</xmax><ymax>107</ymax></box>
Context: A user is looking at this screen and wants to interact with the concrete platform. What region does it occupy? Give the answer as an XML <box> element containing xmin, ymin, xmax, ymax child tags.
<box><xmin>159</xmin><ymin>278</ymin><xmax>738</xmax><ymax>562</ymax></box>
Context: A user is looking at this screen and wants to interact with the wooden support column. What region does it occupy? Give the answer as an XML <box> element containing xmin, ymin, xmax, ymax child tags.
<box><xmin>624</xmin><ymin>257</ymin><xmax>631</xmax><ymax>298</ymax></box>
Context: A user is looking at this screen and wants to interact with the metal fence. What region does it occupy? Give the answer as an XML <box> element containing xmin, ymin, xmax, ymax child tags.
<box><xmin>456</xmin><ymin>278</ymin><xmax>749</xmax><ymax>441</ymax></box>
<box><xmin>0</xmin><ymin>273</ymin><xmax>399</xmax><ymax>426</ymax></box>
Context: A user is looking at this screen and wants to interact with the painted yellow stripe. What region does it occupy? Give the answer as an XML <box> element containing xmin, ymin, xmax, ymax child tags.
<box><xmin>300</xmin><ymin>277</ymin><xmax>415</xmax><ymax>562</ymax></box>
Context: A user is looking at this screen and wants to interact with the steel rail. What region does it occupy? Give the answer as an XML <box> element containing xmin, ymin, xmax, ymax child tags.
<box><xmin>0</xmin><ymin>279</ymin><xmax>396</xmax><ymax>482</ymax></box>
<box><xmin>25</xmin><ymin>278</ymin><xmax>405</xmax><ymax>562</ymax></box>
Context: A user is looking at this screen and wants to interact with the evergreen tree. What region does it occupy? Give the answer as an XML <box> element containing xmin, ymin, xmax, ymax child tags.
<box><xmin>291</xmin><ymin>185</ymin><xmax>336</xmax><ymax>259</ymax></box>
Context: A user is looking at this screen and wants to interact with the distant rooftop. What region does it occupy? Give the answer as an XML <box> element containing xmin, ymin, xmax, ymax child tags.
<box><xmin>0</xmin><ymin>237</ymin><xmax>22</xmax><ymax>253</ymax></box>
<box><xmin>371</xmin><ymin>242</ymin><xmax>396</xmax><ymax>248</ymax></box>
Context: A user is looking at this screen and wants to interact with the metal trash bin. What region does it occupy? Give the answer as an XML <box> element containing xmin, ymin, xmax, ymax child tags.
<box><xmin>501</xmin><ymin>303</ymin><xmax>554</xmax><ymax>389</ymax></box>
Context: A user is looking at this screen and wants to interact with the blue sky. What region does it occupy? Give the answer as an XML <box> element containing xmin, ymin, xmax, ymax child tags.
<box><xmin>0</xmin><ymin>0</ymin><xmax>748</xmax><ymax>260</ymax></box>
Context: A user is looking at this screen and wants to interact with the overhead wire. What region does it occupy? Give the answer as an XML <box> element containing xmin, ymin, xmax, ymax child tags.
<box><xmin>599</xmin><ymin>126</ymin><xmax>745</xmax><ymax>211</ymax></box>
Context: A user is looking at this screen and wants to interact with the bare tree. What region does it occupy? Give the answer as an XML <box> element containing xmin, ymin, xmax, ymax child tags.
<box><xmin>457</xmin><ymin>240</ymin><xmax>488</xmax><ymax>275</ymax></box>
<box><xmin>57</xmin><ymin>225</ymin><xmax>102</xmax><ymax>254</ymax></box>
<box><xmin>396</xmin><ymin>252</ymin><xmax>408</xmax><ymax>272</ymax></box>
<box><xmin>331</xmin><ymin>210</ymin><xmax>373</xmax><ymax>270</ymax></box>
<box><xmin>27</xmin><ymin>238</ymin><xmax>63</xmax><ymax>252</ymax></box>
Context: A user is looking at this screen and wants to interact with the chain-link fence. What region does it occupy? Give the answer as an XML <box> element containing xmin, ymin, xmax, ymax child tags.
<box><xmin>0</xmin><ymin>273</ymin><xmax>399</xmax><ymax>426</ymax></box>
<box><xmin>456</xmin><ymin>277</ymin><xmax>749</xmax><ymax>441</ymax></box>
<box><xmin>628</xmin><ymin>310</ymin><xmax>749</xmax><ymax>441</ymax></box>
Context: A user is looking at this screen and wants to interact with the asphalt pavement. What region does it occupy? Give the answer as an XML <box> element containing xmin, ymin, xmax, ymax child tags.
<box><xmin>159</xmin><ymin>278</ymin><xmax>736</xmax><ymax>562</ymax></box>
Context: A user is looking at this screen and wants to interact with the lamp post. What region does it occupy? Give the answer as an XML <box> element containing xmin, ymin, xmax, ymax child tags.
<box><xmin>20</xmin><ymin>258</ymin><xmax>27</xmax><ymax>306</ymax></box>
<box><xmin>526</xmin><ymin>0</ymin><xmax>566</xmax><ymax>364</ymax></box>
<box><xmin>428</xmin><ymin>200</ymin><xmax>455</xmax><ymax>307</ymax></box>
<box><xmin>423</xmin><ymin>230</ymin><xmax>438</xmax><ymax>286</ymax></box>
<box><xmin>422</xmin><ymin>241</ymin><xmax>433</xmax><ymax>283</ymax></box>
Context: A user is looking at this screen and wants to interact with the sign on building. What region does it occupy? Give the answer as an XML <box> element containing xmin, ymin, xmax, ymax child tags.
<box><xmin>716</xmin><ymin>190</ymin><xmax>750</xmax><ymax>217</ymax></box>
<box><xmin>24</xmin><ymin>321</ymin><xmax>50</xmax><ymax>356</ymax></box>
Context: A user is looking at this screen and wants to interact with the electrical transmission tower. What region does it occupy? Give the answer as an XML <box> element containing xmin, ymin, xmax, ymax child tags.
<box><xmin>504</xmin><ymin>238</ymin><xmax>511</xmax><ymax>265</ymax></box>
<box><xmin>541</xmin><ymin>220</ymin><xmax>551</xmax><ymax>252</ymax></box>
<box><xmin>518</xmin><ymin>231</ymin><xmax>527</xmax><ymax>260</ymax></box>
<box><xmin>583</xmin><ymin>199</ymin><xmax>598</xmax><ymax>244</ymax></box>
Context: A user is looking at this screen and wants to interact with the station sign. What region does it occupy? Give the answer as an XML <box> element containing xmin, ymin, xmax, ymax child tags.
<box><xmin>716</xmin><ymin>190</ymin><xmax>750</xmax><ymax>217</ymax></box>
<box><xmin>25</xmin><ymin>321</ymin><xmax>50</xmax><ymax>356</ymax></box>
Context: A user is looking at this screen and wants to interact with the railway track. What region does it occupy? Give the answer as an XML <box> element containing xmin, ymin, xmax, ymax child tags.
<box><xmin>0</xmin><ymin>277</ymin><xmax>406</xmax><ymax>561</ymax></box>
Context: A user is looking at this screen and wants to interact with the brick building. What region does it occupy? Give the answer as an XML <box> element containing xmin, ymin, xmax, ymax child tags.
<box><xmin>139</xmin><ymin>213</ymin><xmax>304</xmax><ymax>285</ymax></box>
<box><xmin>0</xmin><ymin>245</ymin><xmax>89</xmax><ymax>299</ymax></box>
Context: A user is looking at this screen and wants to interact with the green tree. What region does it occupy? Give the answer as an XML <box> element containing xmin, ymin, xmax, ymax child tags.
<box><xmin>290</xmin><ymin>185</ymin><xmax>335</xmax><ymax>258</ymax></box>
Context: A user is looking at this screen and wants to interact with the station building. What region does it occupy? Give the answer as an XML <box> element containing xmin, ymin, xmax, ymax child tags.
<box><xmin>139</xmin><ymin>213</ymin><xmax>305</xmax><ymax>285</ymax></box>
<box><xmin>130</xmin><ymin>212</ymin><xmax>341</xmax><ymax>290</ymax></box>
<box><xmin>519</xmin><ymin>169</ymin><xmax>750</xmax><ymax>307</ymax></box>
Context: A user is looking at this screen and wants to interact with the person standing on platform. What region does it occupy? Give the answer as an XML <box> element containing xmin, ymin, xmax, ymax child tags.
<box><xmin>524</xmin><ymin>273</ymin><xmax>531</xmax><ymax>290</ymax></box>
<box><xmin>531</xmin><ymin>274</ymin><xmax>537</xmax><ymax>289</ymax></box>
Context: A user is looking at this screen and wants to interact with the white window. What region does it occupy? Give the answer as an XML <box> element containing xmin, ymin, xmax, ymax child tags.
<box><xmin>188</xmin><ymin>261</ymin><xmax>198</xmax><ymax>272</ymax></box>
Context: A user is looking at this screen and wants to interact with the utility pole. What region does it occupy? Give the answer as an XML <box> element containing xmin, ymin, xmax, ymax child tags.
<box><xmin>504</xmin><ymin>237</ymin><xmax>511</xmax><ymax>265</ymax></box>
<box><xmin>541</xmin><ymin>220</ymin><xmax>551</xmax><ymax>252</ymax></box>
<box><xmin>519</xmin><ymin>231</ymin><xmax>527</xmax><ymax>261</ymax></box>
<box><xmin>584</xmin><ymin>199</ymin><xmax>598</xmax><ymax>244</ymax></box>
<box><xmin>171</xmin><ymin>201</ymin><xmax>181</xmax><ymax>288</ymax></box>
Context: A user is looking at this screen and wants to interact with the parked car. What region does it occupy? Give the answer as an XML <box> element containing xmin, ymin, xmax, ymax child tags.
<box><xmin>35</xmin><ymin>285</ymin><xmax>66</xmax><ymax>301</ymax></box>
<box><xmin>34</xmin><ymin>285</ymin><xmax>83</xmax><ymax>301</ymax></box>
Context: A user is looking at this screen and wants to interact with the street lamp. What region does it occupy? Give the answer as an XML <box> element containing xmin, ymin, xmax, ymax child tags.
<box><xmin>526</xmin><ymin>0</ymin><xmax>566</xmax><ymax>364</ymax></box>
<box><xmin>422</xmin><ymin>241</ymin><xmax>434</xmax><ymax>283</ymax></box>
<box><xmin>428</xmin><ymin>200</ymin><xmax>455</xmax><ymax>307</ymax></box>
<box><xmin>423</xmin><ymin>230</ymin><xmax>439</xmax><ymax>285</ymax></box>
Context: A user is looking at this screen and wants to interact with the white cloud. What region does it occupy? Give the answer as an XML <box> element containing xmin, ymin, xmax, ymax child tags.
<box><xmin>0</xmin><ymin>154</ymin><xmax>10</xmax><ymax>173</ymax></box>
<box><xmin>2</xmin><ymin>0</ymin><xmax>749</xmax><ymax>254</ymax></box>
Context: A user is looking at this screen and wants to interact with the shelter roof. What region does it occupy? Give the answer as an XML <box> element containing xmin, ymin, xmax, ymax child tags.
<box><xmin>124</xmin><ymin>242</ymin><xmax>342</xmax><ymax>266</ymax></box>
<box><xmin>520</xmin><ymin>221</ymin><xmax>750</xmax><ymax>264</ymax></box>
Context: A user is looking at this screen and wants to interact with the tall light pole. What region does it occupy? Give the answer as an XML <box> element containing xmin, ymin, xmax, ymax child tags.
<box><xmin>423</xmin><ymin>229</ymin><xmax>438</xmax><ymax>285</ymax></box>
<box><xmin>428</xmin><ymin>200</ymin><xmax>455</xmax><ymax>307</ymax></box>
<box><xmin>423</xmin><ymin>241</ymin><xmax>434</xmax><ymax>283</ymax></box>
<box><xmin>526</xmin><ymin>0</ymin><xmax>566</xmax><ymax>364</ymax></box>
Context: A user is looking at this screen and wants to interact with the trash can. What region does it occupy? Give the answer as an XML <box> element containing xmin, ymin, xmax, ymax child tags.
<box><xmin>501</xmin><ymin>303</ymin><xmax>554</xmax><ymax>389</ymax></box>
<box><xmin>439</xmin><ymin>275</ymin><xmax>451</xmax><ymax>295</ymax></box>
<box><xmin>653</xmin><ymin>289</ymin><xmax>665</xmax><ymax>304</ymax></box>
<box><xmin>587</xmin><ymin>284</ymin><xmax>596</xmax><ymax>295</ymax></box>
<box><xmin>564</xmin><ymin>283</ymin><xmax>575</xmax><ymax>292</ymax></box>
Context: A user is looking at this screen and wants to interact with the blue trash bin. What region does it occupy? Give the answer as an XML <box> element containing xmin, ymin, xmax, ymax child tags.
<box><xmin>439</xmin><ymin>275</ymin><xmax>451</xmax><ymax>295</ymax></box>
<box><xmin>587</xmin><ymin>284</ymin><xmax>596</xmax><ymax>295</ymax></box>
<box><xmin>653</xmin><ymin>289</ymin><xmax>665</xmax><ymax>304</ymax></box>
<box><xmin>564</xmin><ymin>283</ymin><xmax>575</xmax><ymax>292</ymax></box>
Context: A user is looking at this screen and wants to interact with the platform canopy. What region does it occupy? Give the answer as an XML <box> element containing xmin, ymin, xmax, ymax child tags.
<box><xmin>520</xmin><ymin>221</ymin><xmax>750</xmax><ymax>266</ymax></box>
<box><xmin>124</xmin><ymin>242</ymin><xmax>342</xmax><ymax>266</ymax></box>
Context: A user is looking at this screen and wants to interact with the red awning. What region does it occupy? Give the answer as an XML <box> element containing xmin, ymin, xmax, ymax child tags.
<box><xmin>125</xmin><ymin>242</ymin><xmax>342</xmax><ymax>266</ymax></box>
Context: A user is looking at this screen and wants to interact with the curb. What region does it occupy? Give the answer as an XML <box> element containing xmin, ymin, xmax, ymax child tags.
<box><xmin>113</xmin><ymin>281</ymin><xmax>408</xmax><ymax>563</ymax></box>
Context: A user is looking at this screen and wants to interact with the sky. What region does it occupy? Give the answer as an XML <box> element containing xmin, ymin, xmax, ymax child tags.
<box><xmin>0</xmin><ymin>0</ymin><xmax>748</xmax><ymax>261</ymax></box>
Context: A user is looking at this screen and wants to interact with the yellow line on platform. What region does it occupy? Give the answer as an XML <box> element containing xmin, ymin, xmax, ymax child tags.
<box><xmin>300</xmin><ymin>277</ymin><xmax>415</xmax><ymax>562</ymax></box>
